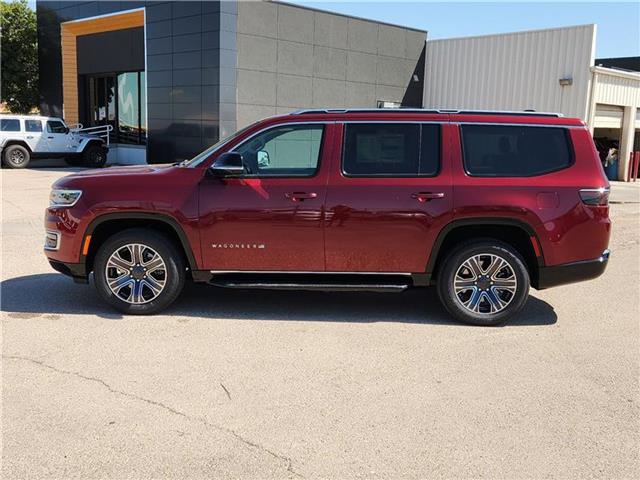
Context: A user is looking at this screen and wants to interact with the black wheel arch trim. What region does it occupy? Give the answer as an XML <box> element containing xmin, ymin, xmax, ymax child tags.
<box><xmin>425</xmin><ymin>217</ymin><xmax>545</xmax><ymax>276</ymax></box>
<box><xmin>82</xmin><ymin>212</ymin><xmax>198</xmax><ymax>271</ymax></box>
<box><xmin>2</xmin><ymin>140</ymin><xmax>32</xmax><ymax>153</ymax></box>
<box><xmin>83</xmin><ymin>139</ymin><xmax>108</xmax><ymax>151</ymax></box>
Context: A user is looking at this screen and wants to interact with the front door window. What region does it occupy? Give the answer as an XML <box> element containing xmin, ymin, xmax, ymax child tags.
<box><xmin>234</xmin><ymin>124</ymin><xmax>324</xmax><ymax>177</ymax></box>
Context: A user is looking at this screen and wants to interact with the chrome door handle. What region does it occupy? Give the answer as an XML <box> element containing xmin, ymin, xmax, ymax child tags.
<box><xmin>26</xmin><ymin>136</ymin><xmax>34</xmax><ymax>139</ymax></box>
<box><xmin>285</xmin><ymin>192</ymin><xmax>317</xmax><ymax>202</ymax></box>
<box><xmin>411</xmin><ymin>192</ymin><xmax>445</xmax><ymax>203</ymax></box>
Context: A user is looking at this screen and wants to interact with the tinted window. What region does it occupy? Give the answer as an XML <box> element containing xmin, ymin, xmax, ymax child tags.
<box><xmin>47</xmin><ymin>120</ymin><xmax>67</xmax><ymax>134</ymax></box>
<box><xmin>1</xmin><ymin>119</ymin><xmax>20</xmax><ymax>132</ymax></box>
<box><xmin>25</xmin><ymin>120</ymin><xmax>42</xmax><ymax>132</ymax></box>
<box><xmin>343</xmin><ymin>123</ymin><xmax>440</xmax><ymax>176</ymax></box>
<box><xmin>461</xmin><ymin>125</ymin><xmax>572</xmax><ymax>177</ymax></box>
<box><xmin>234</xmin><ymin>124</ymin><xmax>324</xmax><ymax>177</ymax></box>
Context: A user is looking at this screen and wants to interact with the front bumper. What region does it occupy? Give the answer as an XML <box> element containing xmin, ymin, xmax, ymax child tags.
<box><xmin>48</xmin><ymin>260</ymin><xmax>88</xmax><ymax>284</ymax></box>
<box><xmin>536</xmin><ymin>250</ymin><xmax>610</xmax><ymax>290</ymax></box>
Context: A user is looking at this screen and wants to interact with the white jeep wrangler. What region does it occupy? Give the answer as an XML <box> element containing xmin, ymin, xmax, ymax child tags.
<box><xmin>0</xmin><ymin>115</ymin><xmax>109</xmax><ymax>169</ymax></box>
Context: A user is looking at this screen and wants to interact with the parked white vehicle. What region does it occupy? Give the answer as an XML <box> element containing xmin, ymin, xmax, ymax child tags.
<box><xmin>0</xmin><ymin>115</ymin><xmax>109</xmax><ymax>169</ymax></box>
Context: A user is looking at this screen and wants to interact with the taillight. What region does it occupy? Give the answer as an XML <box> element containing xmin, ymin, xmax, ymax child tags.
<box><xmin>579</xmin><ymin>187</ymin><xmax>610</xmax><ymax>206</ymax></box>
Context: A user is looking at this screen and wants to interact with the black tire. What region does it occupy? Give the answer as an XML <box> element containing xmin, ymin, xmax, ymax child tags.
<box><xmin>436</xmin><ymin>240</ymin><xmax>530</xmax><ymax>326</ymax></box>
<box><xmin>93</xmin><ymin>229</ymin><xmax>186</xmax><ymax>315</ymax></box>
<box><xmin>82</xmin><ymin>144</ymin><xmax>107</xmax><ymax>168</ymax></box>
<box><xmin>2</xmin><ymin>144</ymin><xmax>30</xmax><ymax>169</ymax></box>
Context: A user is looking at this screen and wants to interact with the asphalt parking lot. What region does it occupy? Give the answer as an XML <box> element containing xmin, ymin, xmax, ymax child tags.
<box><xmin>2</xmin><ymin>167</ymin><xmax>639</xmax><ymax>479</ymax></box>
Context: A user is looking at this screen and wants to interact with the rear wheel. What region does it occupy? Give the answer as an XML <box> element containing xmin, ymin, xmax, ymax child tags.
<box><xmin>82</xmin><ymin>144</ymin><xmax>107</xmax><ymax>168</ymax></box>
<box><xmin>2</xmin><ymin>144</ymin><xmax>30</xmax><ymax>168</ymax></box>
<box><xmin>94</xmin><ymin>229</ymin><xmax>186</xmax><ymax>315</ymax></box>
<box><xmin>437</xmin><ymin>240</ymin><xmax>530</xmax><ymax>326</ymax></box>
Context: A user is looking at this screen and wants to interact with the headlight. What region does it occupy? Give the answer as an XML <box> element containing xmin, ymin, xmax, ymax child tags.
<box><xmin>49</xmin><ymin>189</ymin><xmax>82</xmax><ymax>208</ymax></box>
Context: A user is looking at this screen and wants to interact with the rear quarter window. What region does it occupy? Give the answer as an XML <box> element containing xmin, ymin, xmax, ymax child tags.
<box><xmin>1</xmin><ymin>119</ymin><xmax>21</xmax><ymax>132</ymax></box>
<box><xmin>461</xmin><ymin>125</ymin><xmax>573</xmax><ymax>177</ymax></box>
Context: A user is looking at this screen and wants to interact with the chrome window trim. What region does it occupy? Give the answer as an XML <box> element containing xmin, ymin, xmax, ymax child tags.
<box><xmin>454</xmin><ymin>122</ymin><xmax>583</xmax><ymax>129</ymax></box>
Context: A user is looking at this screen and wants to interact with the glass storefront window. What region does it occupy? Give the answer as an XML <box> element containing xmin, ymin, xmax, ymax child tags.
<box><xmin>117</xmin><ymin>72</ymin><xmax>140</xmax><ymax>144</ymax></box>
<box><xmin>86</xmin><ymin>71</ymin><xmax>146</xmax><ymax>145</ymax></box>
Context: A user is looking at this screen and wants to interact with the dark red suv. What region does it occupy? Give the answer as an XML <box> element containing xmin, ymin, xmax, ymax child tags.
<box><xmin>44</xmin><ymin>109</ymin><xmax>611</xmax><ymax>325</ymax></box>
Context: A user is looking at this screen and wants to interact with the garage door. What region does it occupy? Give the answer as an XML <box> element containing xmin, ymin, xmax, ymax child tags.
<box><xmin>594</xmin><ymin>104</ymin><xmax>624</xmax><ymax>129</ymax></box>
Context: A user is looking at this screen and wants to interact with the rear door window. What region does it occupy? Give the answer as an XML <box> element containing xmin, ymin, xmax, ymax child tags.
<box><xmin>461</xmin><ymin>125</ymin><xmax>572</xmax><ymax>177</ymax></box>
<box><xmin>1</xmin><ymin>119</ymin><xmax>21</xmax><ymax>132</ymax></box>
<box><xmin>25</xmin><ymin>120</ymin><xmax>43</xmax><ymax>132</ymax></box>
<box><xmin>342</xmin><ymin>123</ymin><xmax>441</xmax><ymax>176</ymax></box>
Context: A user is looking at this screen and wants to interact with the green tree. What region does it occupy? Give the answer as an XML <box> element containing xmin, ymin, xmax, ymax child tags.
<box><xmin>1</xmin><ymin>0</ymin><xmax>38</xmax><ymax>113</ymax></box>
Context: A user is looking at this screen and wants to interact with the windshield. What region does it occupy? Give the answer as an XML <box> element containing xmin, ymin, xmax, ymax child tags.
<box><xmin>183</xmin><ymin>122</ymin><xmax>258</xmax><ymax>167</ymax></box>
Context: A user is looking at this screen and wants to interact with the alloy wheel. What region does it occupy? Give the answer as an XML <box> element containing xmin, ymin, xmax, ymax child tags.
<box><xmin>10</xmin><ymin>150</ymin><xmax>25</xmax><ymax>164</ymax></box>
<box><xmin>453</xmin><ymin>253</ymin><xmax>518</xmax><ymax>315</ymax></box>
<box><xmin>105</xmin><ymin>243</ymin><xmax>167</xmax><ymax>304</ymax></box>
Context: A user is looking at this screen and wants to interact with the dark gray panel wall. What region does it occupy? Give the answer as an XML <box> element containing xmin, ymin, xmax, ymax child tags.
<box><xmin>145</xmin><ymin>1</ymin><xmax>223</xmax><ymax>162</ymax></box>
<box><xmin>77</xmin><ymin>27</ymin><xmax>145</xmax><ymax>75</ymax></box>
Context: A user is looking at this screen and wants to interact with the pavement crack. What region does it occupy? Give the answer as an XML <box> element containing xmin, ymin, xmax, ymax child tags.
<box><xmin>220</xmin><ymin>382</ymin><xmax>231</xmax><ymax>400</ymax></box>
<box><xmin>3</xmin><ymin>354</ymin><xmax>304</xmax><ymax>478</ymax></box>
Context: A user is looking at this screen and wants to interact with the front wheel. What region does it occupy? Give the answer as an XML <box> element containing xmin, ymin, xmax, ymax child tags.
<box><xmin>437</xmin><ymin>241</ymin><xmax>530</xmax><ymax>326</ymax></box>
<box><xmin>93</xmin><ymin>229</ymin><xmax>186</xmax><ymax>315</ymax></box>
<box><xmin>82</xmin><ymin>144</ymin><xmax>107</xmax><ymax>168</ymax></box>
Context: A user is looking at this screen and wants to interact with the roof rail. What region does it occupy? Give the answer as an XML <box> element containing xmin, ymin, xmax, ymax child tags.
<box><xmin>290</xmin><ymin>108</ymin><xmax>564</xmax><ymax>117</ymax></box>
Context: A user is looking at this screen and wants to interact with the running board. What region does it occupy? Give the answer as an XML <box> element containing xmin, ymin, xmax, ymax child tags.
<box><xmin>207</xmin><ymin>273</ymin><xmax>411</xmax><ymax>293</ymax></box>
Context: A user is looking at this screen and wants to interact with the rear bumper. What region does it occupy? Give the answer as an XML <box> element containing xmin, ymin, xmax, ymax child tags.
<box><xmin>536</xmin><ymin>250</ymin><xmax>609</xmax><ymax>290</ymax></box>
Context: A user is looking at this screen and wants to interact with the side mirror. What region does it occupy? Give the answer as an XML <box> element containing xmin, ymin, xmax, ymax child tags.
<box><xmin>257</xmin><ymin>150</ymin><xmax>270</xmax><ymax>168</ymax></box>
<box><xmin>209</xmin><ymin>152</ymin><xmax>244</xmax><ymax>176</ymax></box>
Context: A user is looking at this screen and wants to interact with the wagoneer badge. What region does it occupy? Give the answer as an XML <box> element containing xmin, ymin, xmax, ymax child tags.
<box><xmin>212</xmin><ymin>243</ymin><xmax>266</xmax><ymax>249</ymax></box>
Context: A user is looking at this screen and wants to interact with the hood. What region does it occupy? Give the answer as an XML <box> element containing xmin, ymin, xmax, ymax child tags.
<box><xmin>53</xmin><ymin>163</ymin><xmax>179</xmax><ymax>189</ymax></box>
<box><xmin>71</xmin><ymin>164</ymin><xmax>174</xmax><ymax>177</ymax></box>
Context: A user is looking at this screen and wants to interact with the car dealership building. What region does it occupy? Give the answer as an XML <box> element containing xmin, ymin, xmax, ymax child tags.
<box><xmin>36</xmin><ymin>0</ymin><xmax>639</xmax><ymax>179</ymax></box>
<box><xmin>36</xmin><ymin>0</ymin><xmax>426</xmax><ymax>165</ymax></box>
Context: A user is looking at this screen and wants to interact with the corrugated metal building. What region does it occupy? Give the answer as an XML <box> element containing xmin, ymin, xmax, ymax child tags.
<box><xmin>424</xmin><ymin>24</ymin><xmax>640</xmax><ymax>180</ymax></box>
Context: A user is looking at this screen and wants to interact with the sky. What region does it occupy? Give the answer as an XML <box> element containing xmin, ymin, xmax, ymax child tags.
<box><xmin>284</xmin><ymin>1</ymin><xmax>640</xmax><ymax>58</ymax></box>
<box><xmin>26</xmin><ymin>1</ymin><xmax>639</xmax><ymax>58</ymax></box>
